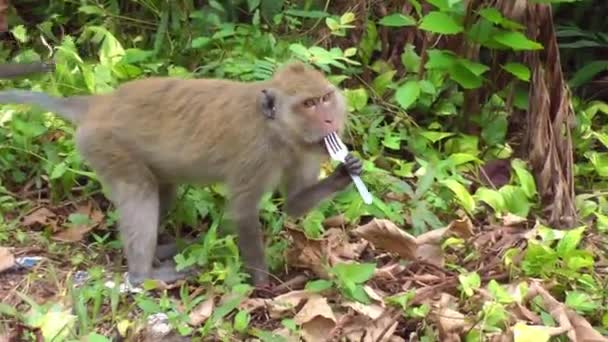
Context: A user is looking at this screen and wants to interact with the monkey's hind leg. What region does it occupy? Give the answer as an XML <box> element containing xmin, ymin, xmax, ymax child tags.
<box><xmin>76</xmin><ymin>132</ymin><xmax>192</xmax><ymax>285</ymax></box>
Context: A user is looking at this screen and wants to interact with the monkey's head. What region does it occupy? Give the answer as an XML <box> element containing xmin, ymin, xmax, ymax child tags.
<box><xmin>260</xmin><ymin>62</ymin><xmax>347</xmax><ymax>148</ymax></box>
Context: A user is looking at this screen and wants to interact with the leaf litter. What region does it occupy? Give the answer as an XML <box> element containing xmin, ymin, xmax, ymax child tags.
<box><xmin>3</xmin><ymin>201</ymin><xmax>607</xmax><ymax>341</ymax></box>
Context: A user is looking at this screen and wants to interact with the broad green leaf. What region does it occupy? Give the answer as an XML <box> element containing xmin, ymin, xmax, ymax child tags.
<box><xmin>585</xmin><ymin>151</ymin><xmax>608</xmax><ymax>177</ymax></box>
<box><xmin>458</xmin><ymin>59</ymin><xmax>490</xmax><ymax>76</ymax></box>
<box><xmin>596</xmin><ymin>212</ymin><xmax>608</xmax><ymax>232</ymax></box>
<box><xmin>371</xmin><ymin>70</ymin><xmax>396</xmax><ymax>96</ymax></box>
<box><xmin>325</xmin><ymin>17</ymin><xmax>340</xmax><ymax>31</ymax></box>
<box><xmin>478</xmin><ymin>8</ymin><xmax>524</xmax><ymax>30</ymax></box>
<box><xmin>10</xmin><ymin>25</ymin><xmax>28</xmax><ymax>43</ymax></box>
<box><xmin>569</xmin><ymin>61</ymin><xmax>608</xmax><ymax>88</ymax></box>
<box><xmin>487</xmin><ymin>280</ymin><xmax>515</xmax><ymax>304</ymax></box>
<box><xmin>426</xmin><ymin>49</ymin><xmax>457</xmax><ymax>69</ymax></box>
<box><xmin>493</xmin><ymin>31</ymin><xmax>543</xmax><ymax>51</ymax></box>
<box><xmin>555</xmin><ymin>225</ymin><xmax>585</xmax><ymax>257</ymax></box>
<box><xmin>565</xmin><ymin>291</ymin><xmax>598</xmax><ymax>313</ymax></box>
<box><xmin>419</xmin><ymin>131</ymin><xmax>455</xmax><ymax>143</ymax></box>
<box><xmin>344</xmin><ymin>88</ymin><xmax>369</xmax><ymax>112</ymax></box>
<box><xmin>521</xmin><ymin>242</ymin><xmax>558</xmax><ymax>276</ymax></box>
<box><xmin>449</xmin><ymin>62</ymin><xmax>483</xmax><ymax>89</ymax></box>
<box><xmin>332</xmin><ymin>262</ymin><xmax>376</xmax><ymax>284</ymax></box>
<box><xmin>447</xmin><ymin>153</ymin><xmax>480</xmax><ymax>166</ymax></box>
<box><xmin>395</xmin><ymin>81</ymin><xmax>421</xmax><ymax>109</ymax></box>
<box><xmin>419</xmin><ymin>11</ymin><xmax>463</xmax><ymax>35</ymax></box>
<box><xmin>378</xmin><ymin>13</ymin><xmax>417</xmax><ymax>27</ymax></box>
<box><xmin>511</xmin><ymin>159</ymin><xmax>537</xmax><ymax>199</ymax></box>
<box><xmin>340</xmin><ymin>12</ymin><xmax>356</xmax><ymax>24</ymax></box>
<box><xmin>441</xmin><ymin>179</ymin><xmax>476</xmax><ymax>214</ymax></box>
<box><xmin>50</xmin><ymin>162</ymin><xmax>68</xmax><ymax>180</ymax></box>
<box><xmin>233</xmin><ymin>310</ymin><xmax>251</xmax><ymax>333</ymax></box>
<box><xmin>305</xmin><ymin>279</ymin><xmax>333</xmax><ymax>293</ymax></box>
<box><xmin>191</xmin><ymin>37</ymin><xmax>212</xmax><ymax>49</ymax></box>
<box><xmin>474</xmin><ymin>187</ymin><xmax>506</xmax><ymax>213</ymax></box>
<box><xmin>401</xmin><ymin>44</ymin><xmax>421</xmax><ymax>72</ymax></box>
<box><xmin>593</xmin><ymin>132</ymin><xmax>608</xmax><ymax>149</ymax></box>
<box><xmin>512</xmin><ymin>322</ymin><xmax>551</xmax><ymax>342</ymax></box>
<box><xmin>499</xmin><ymin>185</ymin><xmax>531</xmax><ymax>217</ymax></box>
<box><xmin>502</xmin><ymin>62</ymin><xmax>531</xmax><ymax>81</ymax></box>
<box><xmin>284</xmin><ymin>9</ymin><xmax>328</xmax><ymax>18</ymax></box>
<box><xmin>79</xmin><ymin>5</ymin><xmax>106</xmax><ymax>15</ymax></box>
<box><xmin>458</xmin><ymin>272</ymin><xmax>481</xmax><ymax>297</ymax></box>
<box><xmin>247</xmin><ymin>0</ymin><xmax>261</xmax><ymax>11</ymax></box>
<box><xmin>344</xmin><ymin>47</ymin><xmax>357</xmax><ymax>57</ymax></box>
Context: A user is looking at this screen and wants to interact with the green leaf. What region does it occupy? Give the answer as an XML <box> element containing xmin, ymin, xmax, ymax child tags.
<box><xmin>340</xmin><ymin>12</ymin><xmax>356</xmax><ymax>24</ymax></box>
<box><xmin>395</xmin><ymin>81</ymin><xmax>421</xmax><ymax>109</ymax></box>
<box><xmin>474</xmin><ymin>187</ymin><xmax>506</xmax><ymax>213</ymax></box>
<box><xmin>378</xmin><ymin>13</ymin><xmax>416</xmax><ymax>27</ymax></box>
<box><xmin>565</xmin><ymin>291</ymin><xmax>598</xmax><ymax>313</ymax></box>
<box><xmin>10</xmin><ymin>25</ymin><xmax>28</xmax><ymax>43</ymax></box>
<box><xmin>511</xmin><ymin>159</ymin><xmax>537</xmax><ymax>199</ymax></box>
<box><xmin>426</xmin><ymin>49</ymin><xmax>457</xmax><ymax>69</ymax></box>
<box><xmin>487</xmin><ymin>280</ymin><xmax>515</xmax><ymax>304</ymax></box>
<box><xmin>419</xmin><ymin>11</ymin><xmax>463</xmax><ymax>35</ymax></box>
<box><xmin>401</xmin><ymin>44</ymin><xmax>421</xmax><ymax>72</ymax></box>
<box><xmin>555</xmin><ymin>226</ymin><xmax>585</xmax><ymax>257</ymax></box>
<box><xmin>233</xmin><ymin>310</ymin><xmax>251</xmax><ymax>333</ymax></box>
<box><xmin>344</xmin><ymin>88</ymin><xmax>369</xmax><ymax>112</ymax></box>
<box><xmin>50</xmin><ymin>162</ymin><xmax>68</xmax><ymax>180</ymax></box>
<box><xmin>502</xmin><ymin>62</ymin><xmax>531</xmax><ymax>81</ymax></box>
<box><xmin>371</xmin><ymin>70</ymin><xmax>396</xmax><ymax>96</ymax></box>
<box><xmin>499</xmin><ymin>185</ymin><xmax>531</xmax><ymax>217</ymax></box>
<box><xmin>191</xmin><ymin>37</ymin><xmax>212</xmax><ymax>49</ymax></box>
<box><xmin>569</xmin><ymin>60</ymin><xmax>608</xmax><ymax>88</ymax></box>
<box><xmin>440</xmin><ymin>179</ymin><xmax>476</xmax><ymax>214</ymax></box>
<box><xmin>596</xmin><ymin>212</ymin><xmax>608</xmax><ymax>232</ymax></box>
<box><xmin>78</xmin><ymin>5</ymin><xmax>106</xmax><ymax>15</ymax></box>
<box><xmin>305</xmin><ymin>279</ymin><xmax>333</xmax><ymax>293</ymax></box>
<box><xmin>492</xmin><ymin>31</ymin><xmax>543</xmax><ymax>51</ymax></box>
<box><xmin>332</xmin><ymin>262</ymin><xmax>376</xmax><ymax>284</ymax></box>
<box><xmin>284</xmin><ymin>9</ymin><xmax>328</xmax><ymax>18</ymax></box>
<box><xmin>247</xmin><ymin>0</ymin><xmax>261</xmax><ymax>11</ymax></box>
<box><xmin>449</xmin><ymin>62</ymin><xmax>483</xmax><ymax>89</ymax></box>
<box><xmin>458</xmin><ymin>272</ymin><xmax>481</xmax><ymax>297</ymax></box>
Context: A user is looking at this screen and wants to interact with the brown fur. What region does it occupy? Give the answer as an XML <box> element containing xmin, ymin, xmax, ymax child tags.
<box><xmin>0</xmin><ymin>61</ymin><xmax>361</xmax><ymax>286</ymax></box>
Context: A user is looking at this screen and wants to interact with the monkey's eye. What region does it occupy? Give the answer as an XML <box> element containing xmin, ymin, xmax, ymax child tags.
<box><xmin>303</xmin><ymin>99</ymin><xmax>316</xmax><ymax>107</ymax></box>
<box><xmin>321</xmin><ymin>92</ymin><xmax>332</xmax><ymax>102</ymax></box>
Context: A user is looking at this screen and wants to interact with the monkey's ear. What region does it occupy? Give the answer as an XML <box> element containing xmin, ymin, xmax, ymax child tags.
<box><xmin>259</xmin><ymin>88</ymin><xmax>277</xmax><ymax>120</ymax></box>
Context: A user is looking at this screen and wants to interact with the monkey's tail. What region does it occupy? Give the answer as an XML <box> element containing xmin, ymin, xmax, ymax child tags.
<box><xmin>0</xmin><ymin>90</ymin><xmax>89</xmax><ymax>124</ymax></box>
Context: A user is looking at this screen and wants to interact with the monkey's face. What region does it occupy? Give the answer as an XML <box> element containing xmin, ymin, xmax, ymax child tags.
<box><xmin>287</xmin><ymin>87</ymin><xmax>347</xmax><ymax>145</ymax></box>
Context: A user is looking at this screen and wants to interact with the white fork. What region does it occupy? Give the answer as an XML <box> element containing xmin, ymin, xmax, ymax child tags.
<box><xmin>324</xmin><ymin>132</ymin><xmax>373</xmax><ymax>204</ymax></box>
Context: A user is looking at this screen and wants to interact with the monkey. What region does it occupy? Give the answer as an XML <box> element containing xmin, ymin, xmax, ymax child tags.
<box><xmin>0</xmin><ymin>61</ymin><xmax>363</xmax><ymax>287</ymax></box>
<box><xmin>0</xmin><ymin>61</ymin><xmax>55</xmax><ymax>79</ymax></box>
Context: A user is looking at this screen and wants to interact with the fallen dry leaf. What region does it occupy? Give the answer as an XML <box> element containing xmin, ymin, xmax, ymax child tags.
<box><xmin>342</xmin><ymin>301</ymin><xmax>384</xmax><ymax>320</ymax></box>
<box><xmin>52</xmin><ymin>203</ymin><xmax>105</xmax><ymax>242</ymax></box>
<box><xmin>239</xmin><ymin>298</ymin><xmax>269</xmax><ymax>313</ymax></box>
<box><xmin>0</xmin><ymin>247</ymin><xmax>15</xmax><ymax>273</ymax></box>
<box><xmin>353</xmin><ymin>219</ymin><xmax>417</xmax><ymax>260</ymax></box>
<box><xmin>22</xmin><ymin>207</ymin><xmax>56</xmax><ymax>227</ymax></box>
<box><xmin>268</xmin><ymin>290</ymin><xmax>313</xmax><ymax>319</ymax></box>
<box><xmin>188</xmin><ymin>296</ymin><xmax>215</xmax><ymax>326</ymax></box>
<box><xmin>344</xmin><ymin>309</ymin><xmax>400</xmax><ymax>342</ymax></box>
<box><xmin>294</xmin><ymin>295</ymin><xmax>336</xmax><ymax>342</ymax></box>
<box><xmin>285</xmin><ymin>226</ymin><xmax>366</xmax><ymax>278</ymax></box>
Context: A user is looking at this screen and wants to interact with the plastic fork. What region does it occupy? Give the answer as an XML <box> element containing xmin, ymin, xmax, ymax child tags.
<box><xmin>324</xmin><ymin>132</ymin><xmax>373</xmax><ymax>204</ymax></box>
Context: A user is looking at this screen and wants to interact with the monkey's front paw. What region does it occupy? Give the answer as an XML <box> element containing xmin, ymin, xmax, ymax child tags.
<box><xmin>342</xmin><ymin>153</ymin><xmax>362</xmax><ymax>176</ymax></box>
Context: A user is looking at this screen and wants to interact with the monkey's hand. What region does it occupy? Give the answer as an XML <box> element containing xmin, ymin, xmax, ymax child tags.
<box><xmin>332</xmin><ymin>153</ymin><xmax>362</xmax><ymax>186</ymax></box>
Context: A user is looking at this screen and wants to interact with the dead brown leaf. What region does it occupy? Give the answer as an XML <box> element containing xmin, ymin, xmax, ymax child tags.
<box><xmin>294</xmin><ymin>295</ymin><xmax>336</xmax><ymax>342</ymax></box>
<box><xmin>268</xmin><ymin>290</ymin><xmax>313</xmax><ymax>319</ymax></box>
<box><xmin>343</xmin><ymin>309</ymin><xmax>400</xmax><ymax>342</ymax></box>
<box><xmin>0</xmin><ymin>247</ymin><xmax>15</xmax><ymax>273</ymax></box>
<box><xmin>352</xmin><ymin>219</ymin><xmax>417</xmax><ymax>260</ymax></box>
<box><xmin>52</xmin><ymin>202</ymin><xmax>105</xmax><ymax>242</ymax></box>
<box><xmin>188</xmin><ymin>296</ymin><xmax>215</xmax><ymax>326</ymax></box>
<box><xmin>22</xmin><ymin>207</ymin><xmax>56</xmax><ymax>227</ymax></box>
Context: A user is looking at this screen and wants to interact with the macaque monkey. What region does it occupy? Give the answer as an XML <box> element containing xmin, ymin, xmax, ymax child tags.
<box><xmin>0</xmin><ymin>61</ymin><xmax>362</xmax><ymax>287</ymax></box>
<box><xmin>0</xmin><ymin>61</ymin><xmax>54</xmax><ymax>79</ymax></box>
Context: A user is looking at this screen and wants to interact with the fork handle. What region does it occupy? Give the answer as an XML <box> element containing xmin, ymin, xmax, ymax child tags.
<box><xmin>350</xmin><ymin>174</ymin><xmax>373</xmax><ymax>204</ymax></box>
